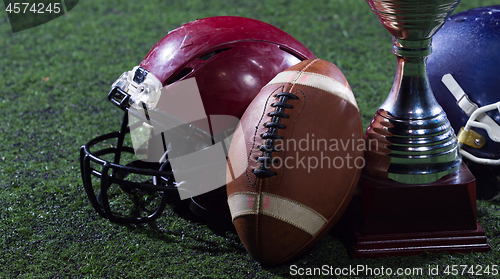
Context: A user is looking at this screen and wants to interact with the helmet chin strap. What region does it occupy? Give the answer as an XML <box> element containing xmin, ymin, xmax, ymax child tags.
<box><xmin>442</xmin><ymin>74</ymin><xmax>500</xmax><ymax>165</ymax></box>
<box><xmin>442</xmin><ymin>74</ymin><xmax>478</xmax><ymax>116</ymax></box>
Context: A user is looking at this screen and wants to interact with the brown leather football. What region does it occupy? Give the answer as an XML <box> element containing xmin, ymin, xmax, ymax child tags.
<box><xmin>226</xmin><ymin>58</ymin><xmax>364</xmax><ymax>265</ymax></box>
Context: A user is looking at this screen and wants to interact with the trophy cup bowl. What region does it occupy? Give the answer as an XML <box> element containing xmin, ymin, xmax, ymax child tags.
<box><xmin>341</xmin><ymin>0</ymin><xmax>490</xmax><ymax>257</ymax></box>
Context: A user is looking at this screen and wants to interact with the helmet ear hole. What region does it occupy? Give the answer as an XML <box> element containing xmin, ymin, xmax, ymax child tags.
<box><xmin>199</xmin><ymin>48</ymin><xmax>231</xmax><ymax>61</ymax></box>
<box><xmin>167</xmin><ymin>68</ymin><xmax>193</xmax><ymax>85</ymax></box>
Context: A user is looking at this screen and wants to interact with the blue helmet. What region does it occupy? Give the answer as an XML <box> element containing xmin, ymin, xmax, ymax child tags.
<box><xmin>427</xmin><ymin>6</ymin><xmax>500</xmax><ymax>200</ymax></box>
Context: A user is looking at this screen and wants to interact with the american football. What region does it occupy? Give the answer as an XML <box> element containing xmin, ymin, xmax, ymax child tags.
<box><xmin>226</xmin><ymin>58</ymin><xmax>364</xmax><ymax>265</ymax></box>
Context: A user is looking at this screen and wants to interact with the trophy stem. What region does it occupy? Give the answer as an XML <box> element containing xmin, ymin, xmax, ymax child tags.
<box><xmin>384</xmin><ymin>38</ymin><xmax>442</xmax><ymax>120</ymax></box>
<box><xmin>364</xmin><ymin>38</ymin><xmax>461</xmax><ymax>184</ymax></box>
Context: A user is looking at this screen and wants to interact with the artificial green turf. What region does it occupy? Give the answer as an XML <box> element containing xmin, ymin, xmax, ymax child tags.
<box><xmin>1</xmin><ymin>0</ymin><xmax>499</xmax><ymax>278</ymax></box>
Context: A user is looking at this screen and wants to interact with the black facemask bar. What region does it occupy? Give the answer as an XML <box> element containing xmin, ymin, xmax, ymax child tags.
<box><xmin>80</xmin><ymin>90</ymin><xmax>224</xmax><ymax>224</ymax></box>
<box><xmin>79</xmin><ymin>112</ymin><xmax>185</xmax><ymax>223</ymax></box>
<box><xmin>80</xmin><ymin>112</ymin><xmax>234</xmax><ymax>224</ymax></box>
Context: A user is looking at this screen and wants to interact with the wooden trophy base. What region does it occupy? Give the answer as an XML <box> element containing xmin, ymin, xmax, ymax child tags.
<box><xmin>341</xmin><ymin>162</ymin><xmax>490</xmax><ymax>258</ymax></box>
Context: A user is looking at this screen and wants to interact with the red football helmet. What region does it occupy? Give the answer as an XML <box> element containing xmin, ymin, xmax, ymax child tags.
<box><xmin>80</xmin><ymin>16</ymin><xmax>315</xmax><ymax>223</ymax></box>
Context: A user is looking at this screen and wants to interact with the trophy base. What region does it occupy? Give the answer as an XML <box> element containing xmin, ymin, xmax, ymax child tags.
<box><xmin>341</xmin><ymin>162</ymin><xmax>490</xmax><ymax>258</ymax></box>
